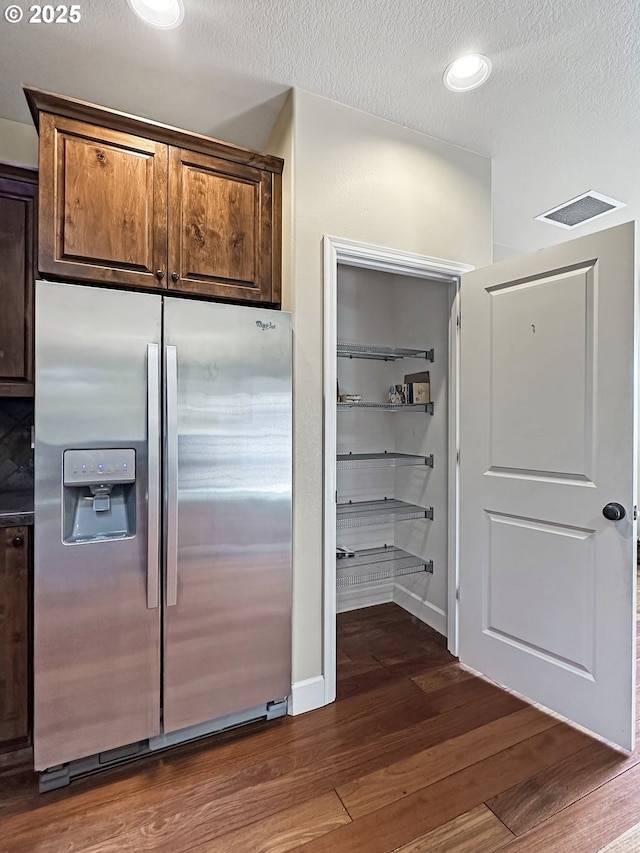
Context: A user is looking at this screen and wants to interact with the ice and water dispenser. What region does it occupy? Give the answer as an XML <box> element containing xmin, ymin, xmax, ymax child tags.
<box><xmin>62</xmin><ymin>449</ymin><xmax>136</xmax><ymax>543</ymax></box>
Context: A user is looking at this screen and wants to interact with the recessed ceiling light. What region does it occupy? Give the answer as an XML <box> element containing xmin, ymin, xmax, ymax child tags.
<box><xmin>443</xmin><ymin>54</ymin><xmax>492</xmax><ymax>92</ymax></box>
<box><xmin>126</xmin><ymin>0</ymin><xmax>184</xmax><ymax>28</ymax></box>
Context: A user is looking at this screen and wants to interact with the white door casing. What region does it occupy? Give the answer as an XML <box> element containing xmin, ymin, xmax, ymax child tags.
<box><xmin>322</xmin><ymin>236</ymin><xmax>471</xmax><ymax>705</ymax></box>
<box><xmin>459</xmin><ymin>221</ymin><xmax>637</xmax><ymax>750</ymax></box>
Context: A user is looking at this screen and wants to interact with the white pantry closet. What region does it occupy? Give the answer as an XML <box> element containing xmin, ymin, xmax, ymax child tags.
<box><xmin>335</xmin><ymin>264</ymin><xmax>454</xmax><ymax>637</ymax></box>
<box><xmin>325</xmin><ymin>223</ymin><xmax>637</xmax><ymax>753</ymax></box>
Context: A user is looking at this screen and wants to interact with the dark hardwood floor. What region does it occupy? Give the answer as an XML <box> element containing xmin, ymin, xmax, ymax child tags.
<box><xmin>1</xmin><ymin>602</ymin><xmax>639</xmax><ymax>852</ymax></box>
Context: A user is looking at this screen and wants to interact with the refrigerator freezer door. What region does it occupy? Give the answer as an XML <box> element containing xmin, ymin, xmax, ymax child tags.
<box><xmin>34</xmin><ymin>281</ymin><xmax>162</xmax><ymax>770</ymax></box>
<box><xmin>163</xmin><ymin>299</ymin><xmax>292</xmax><ymax>733</ymax></box>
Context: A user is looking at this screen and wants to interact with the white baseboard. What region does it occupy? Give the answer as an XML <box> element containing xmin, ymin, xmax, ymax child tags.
<box><xmin>337</xmin><ymin>579</ymin><xmax>393</xmax><ymax>613</ymax></box>
<box><xmin>288</xmin><ymin>675</ymin><xmax>326</xmax><ymax>716</ymax></box>
<box><xmin>393</xmin><ymin>584</ymin><xmax>447</xmax><ymax>636</ymax></box>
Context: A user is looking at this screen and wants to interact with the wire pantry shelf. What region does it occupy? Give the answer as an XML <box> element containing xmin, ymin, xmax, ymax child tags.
<box><xmin>337</xmin><ymin>452</ymin><xmax>434</xmax><ymax>469</ymax></box>
<box><xmin>337</xmin><ymin>342</ymin><xmax>434</xmax><ymax>362</ymax></box>
<box><xmin>336</xmin><ymin>546</ymin><xmax>433</xmax><ymax>588</ymax></box>
<box><xmin>337</xmin><ymin>401</ymin><xmax>434</xmax><ymax>414</ymax></box>
<box><xmin>336</xmin><ymin>498</ymin><xmax>434</xmax><ymax>528</ymax></box>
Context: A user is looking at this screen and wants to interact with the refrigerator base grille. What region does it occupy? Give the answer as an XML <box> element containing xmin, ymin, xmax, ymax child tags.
<box><xmin>38</xmin><ymin>699</ymin><xmax>288</xmax><ymax>793</ymax></box>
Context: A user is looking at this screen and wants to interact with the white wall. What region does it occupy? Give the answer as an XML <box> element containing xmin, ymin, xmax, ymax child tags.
<box><xmin>264</xmin><ymin>92</ymin><xmax>294</xmax><ymax>311</ymax></box>
<box><xmin>393</xmin><ymin>275</ymin><xmax>452</xmax><ymax>635</ymax></box>
<box><xmin>0</xmin><ymin>118</ymin><xmax>38</xmax><ymax>167</ymax></box>
<box><xmin>267</xmin><ymin>88</ymin><xmax>492</xmax><ymax>687</ymax></box>
<box><xmin>493</xmin><ymin>242</ymin><xmax>524</xmax><ymax>263</ymax></box>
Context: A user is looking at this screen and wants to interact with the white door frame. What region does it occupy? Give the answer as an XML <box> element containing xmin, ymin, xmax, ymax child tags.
<box><xmin>322</xmin><ymin>235</ymin><xmax>474</xmax><ymax>705</ymax></box>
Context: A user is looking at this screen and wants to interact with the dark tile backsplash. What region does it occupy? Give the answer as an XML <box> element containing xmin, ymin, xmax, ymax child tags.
<box><xmin>0</xmin><ymin>398</ymin><xmax>34</xmax><ymax>491</ymax></box>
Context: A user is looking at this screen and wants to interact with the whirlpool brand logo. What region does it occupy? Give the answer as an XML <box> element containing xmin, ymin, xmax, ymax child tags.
<box><xmin>256</xmin><ymin>320</ymin><xmax>277</xmax><ymax>331</ymax></box>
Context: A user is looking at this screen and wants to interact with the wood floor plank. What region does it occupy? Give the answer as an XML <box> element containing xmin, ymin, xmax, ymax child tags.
<box><xmin>155</xmin><ymin>791</ymin><xmax>350</xmax><ymax>853</ymax></box>
<box><xmin>4</xmin><ymin>604</ymin><xmax>633</xmax><ymax>853</ymax></box>
<box><xmin>285</xmin><ymin>725</ymin><xmax>593</xmax><ymax>853</ymax></box>
<box><xmin>486</xmin><ymin>739</ymin><xmax>638</xmax><ymax>836</ymax></box>
<box><xmin>336</xmin><ymin>647</ymin><xmax>351</xmax><ymax>664</ymax></box>
<box><xmin>338</xmin><ymin>652</ymin><xmax>462</xmax><ymax>699</ymax></box>
<box><xmin>597</xmin><ymin>821</ymin><xmax>640</xmax><ymax>852</ymax></box>
<box><xmin>337</xmin><ymin>604</ymin><xmax>414</xmax><ymax>632</ymax></box>
<box><xmin>2</xmin><ymin>691</ymin><xmax>527</xmax><ymax>853</ymax></box>
<box><xmin>337</xmin><ymin>652</ymin><xmax>385</xmax><ymax>680</ymax></box>
<box><xmin>411</xmin><ymin>663</ymin><xmax>475</xmax><ymax>695</ymax></box>
<box><xmin>338</xmin><ymin>628</ymin><xmax>440</xmax><ymax>660</ymax></box>
<box><xmin>490</xmin><ymin>762</ymin><xmax>640</xmax><ymax>852</ymax></box>
<box><xmin>338</xmin><ymin>705</ymin><xmax>557</xmax><ymax>818</ymax></box>
<box><xmin>391</xmin><ymin>804</ymin><xmax>514</xmax><ymax>853</ymax></box>
<box><xmin>0</xmin><ymin>680</ymin><xmax>434</xmax><ymax>849</ymax></box>
<box><xmin>384</xmin><ymin>652</ymin><xmax>454</xmax><ymax>675</ymax></box>
<box><xmin>337</xmin><ymin>627</ymin><xmax>389</xmax><ymax>657</ymax></box>
<box><xmin>0</xmin><ymin>677</ymin><xmax>426</xmax><ymax>823</ymax></box>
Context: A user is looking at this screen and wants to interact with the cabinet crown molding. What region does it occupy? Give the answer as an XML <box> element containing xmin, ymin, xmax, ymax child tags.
<box><xmin>23</xmin><ymin>86</ymin><xmax>284</xmax><ymax>175</ymax></box>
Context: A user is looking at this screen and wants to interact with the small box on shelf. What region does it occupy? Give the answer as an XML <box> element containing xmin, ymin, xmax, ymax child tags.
<box><xmin>403</xmin><ymin>371</ymin><xmax>430</xmax><ymax>404</ymax></box>
<box><xmin>388</xmin><ymin>384</ymin><xmax>410</xmax><ymax>404</ymax></box>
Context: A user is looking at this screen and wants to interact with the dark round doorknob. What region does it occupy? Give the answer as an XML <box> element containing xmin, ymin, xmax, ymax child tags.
<box><xmin>156</xmin><ymin>270</ymin><xmax>165</xmax><ymax>280</ymax></box>
<box><xmin>171</xmin><ymin>272</ymin><xmax>180</xmax><ymax>282</ymax></box>
<box><xmin>12</xmin><ymin>536</ymin><xmax>24</xmax><ymax>548</ymax></box>
<box><xmin>602</xmin><ymin>502</ymin><xmax>626</xmax><ymax>521</ymax></box>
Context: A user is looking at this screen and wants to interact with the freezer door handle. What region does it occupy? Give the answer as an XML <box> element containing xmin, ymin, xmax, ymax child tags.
<box><xmin>165</xmin><ymin>345</ymin><xmax>179</xmax><ymax>607</ymax></box>
<box><xmin>147</xmin><ymin>343</ymin><xmax>161</xmax><ymax>610</ymax></box>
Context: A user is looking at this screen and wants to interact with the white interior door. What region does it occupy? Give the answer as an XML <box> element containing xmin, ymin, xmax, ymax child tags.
<box><xmin>459</xmin><ymin>221</ymin><xmax>637</xmax><ymax>750</ymax></box>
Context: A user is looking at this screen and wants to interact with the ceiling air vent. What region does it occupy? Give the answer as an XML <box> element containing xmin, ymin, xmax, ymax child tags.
<box><xmin>536</xmin><ymin>191</ymin><xmax>626</xmax><ymax>229</ymax></box>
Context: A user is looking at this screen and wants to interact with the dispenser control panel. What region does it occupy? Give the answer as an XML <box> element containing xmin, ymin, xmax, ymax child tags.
<box><xmin>63</xmin><ymin>449</ymin><xmax>136</xmax><ymax>486</ymax></box>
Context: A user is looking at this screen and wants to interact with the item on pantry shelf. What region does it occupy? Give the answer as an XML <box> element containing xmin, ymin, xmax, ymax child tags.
<box><xmin>409</xmin><ymin>383</ymin><xmax>430</xmax><ymax>404</ymax></box>
<box><xmin>403</xmin><ymin>371</ymin><xmax>430</xmax><ymax>404</ymax></box>
<box><xmin>336</xmin><ymin>546</ymin><xmax>355</xmax><ymax>558</ymax></box>
<box><xmin>339</xmin><ymin>394</ymin><xmax>362</xmax><ymax>403</ymax></box>
<box><xmin>388</xmin><ymin>384</ymin><xmax>411</xmax><ymax>404</ymax></box>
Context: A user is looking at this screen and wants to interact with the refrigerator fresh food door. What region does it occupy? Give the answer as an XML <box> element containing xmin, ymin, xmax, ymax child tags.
<box><xmin>34</xmin><ymin>281</ymin><xmax>162</xmax><ymax>770</ymax></box>
<box><xmin>163</xmin><ymin>299</ymin><xmax>292</xmax><ymax>733</ymax></box>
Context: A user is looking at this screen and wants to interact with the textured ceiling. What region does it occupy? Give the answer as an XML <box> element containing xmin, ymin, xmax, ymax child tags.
<box><xmin>1</xmin><ymin>0</ymin><xmax>638</xmax><ymax>253</ymax></box>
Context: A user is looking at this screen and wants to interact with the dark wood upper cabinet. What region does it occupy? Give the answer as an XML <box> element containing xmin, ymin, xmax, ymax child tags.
<box><xmin>168</xmin><ymin>148</ymin><xmax>276</xmax><ymax>303</ymax></box>
<box><xmin>26</xmin><ymin>88</ymin><xmax>283</xmax><ymax>305</ymax></box>
<box><xmin>0</xmin><ymin>165</ymin><xmax>37</xmax><ymax>396</ymax></box>
<box><xmin>38</xmin><ymin>113</ymin><xmax>168</xmax><ymax>291</ymax></box>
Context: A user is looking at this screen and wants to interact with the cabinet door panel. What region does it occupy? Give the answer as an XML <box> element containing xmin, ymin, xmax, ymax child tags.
<box><xmin>0</xmin><ymin>168</ymin><xmax>36</xmax><ymax>396</ymax></box>
<box><xmin>168</xmin><ymin>148</ymin><xmax>275</xmax><ymax>303</ymax></box>
<box><xmin>0</xmin><ymin>526</ymin><xmax>30</xmax><ymax>750</ymax></box>
<box><xmin>39</xmin><ymin>114</ymin><xmax>167</xmax><ymax>290</ymax></box>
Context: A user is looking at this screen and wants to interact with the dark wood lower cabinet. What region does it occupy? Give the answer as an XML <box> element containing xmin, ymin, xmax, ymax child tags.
<box><xmin>0</xmin><ymin>526</ymin><xmax>30</xmax><ymax>752</ymax></box>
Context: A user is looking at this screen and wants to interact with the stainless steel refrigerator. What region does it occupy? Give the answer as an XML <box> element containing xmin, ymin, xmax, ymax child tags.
<box><xmin>33</xmin><ymin>280</ymin><xmax>292</xmax><ymax>786</ymax></box>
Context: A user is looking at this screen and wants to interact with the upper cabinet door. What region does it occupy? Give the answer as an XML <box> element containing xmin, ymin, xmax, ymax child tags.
<box><xmin>0</xmin><ymin>166</ymin><xmax>37</xmax><ymax>395</ymax></box>
<box><xmin>459</xmin><ymin>221</ymin><xmax>636</xmax><ymax>750</ymax></box>
<box><xmin>167</xmin><ymin>147</ymin><xmax>280</xmax><ymax>304</ymax></box>
<box><xmin>38</xmin><ymin>113</ymin><xmax>168</xmax><ymax>290</ymax></box>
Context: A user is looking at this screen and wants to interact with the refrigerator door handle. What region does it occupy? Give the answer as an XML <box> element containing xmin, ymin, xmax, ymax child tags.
<box><xmin>165</xmin><ymin>345</ymin><xmax>179</xmax><ymax>607</ymax></box>
<box><xmin>147</xmin><ymin>343</ymin><xmax>161</xmax><ymax>610</ymax></box>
